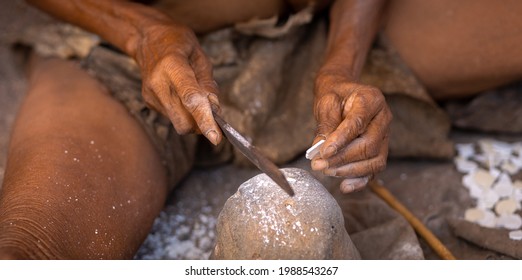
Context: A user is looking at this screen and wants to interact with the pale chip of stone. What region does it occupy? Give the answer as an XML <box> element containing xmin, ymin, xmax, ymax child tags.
<box><xmin>497</xmin><ymin>214</ymin><xmax>522</xmax><ymax>230</ymax></box>
<box><xmin>472</xmin><ymin>168</ymin><xmax>496</xmax><ymax>190</ymax></box>
<box><xmin>489</xmin><ymin>168</ymin><xmax>501</xmax><ymax>179</ymax></box>
<box><xmin>472</xmin><ymin>154</ymin><xmax>488</xmax><ymax>166</ymax></box>
<box><xmin>513</xmin><ymin>181</ymin><xmax>522</xmax><ymax>202</ymax></box>
<box><xmin>455</xmin><ymin>143</ymin><xmax>475</xmax><ymax>159</ymax></box>
<box><xmin>464</xmin><ymin>208</ymin><xmax>485</xmax><ymax>222</ymax></box>
<box><xmin>491</xmin><ymin>140</ymin><xmax>513</xmax><ymax>159</ymax></box>
<box><xmin>501</xmin><ymin>161</ymin><xmax>520</xmax><ymax>175</ymax></box>
<box><xmin>492</xmin><ymin>173</ymin><xmax>514</xmax><ymax>198</ymax></box>
<box><xmin>478</xmin><ymin>190</ymin><xmax>500</xmax><ymax>209</ymax></box>
<box><xmin>509</xmin><ymin>230</ymin><xmax>522</xmax><ymax>241</ymax></box>
<box><xmin>478</xmin><ymin>139</ymin><xmax>493</xmax><ymax>155</ymax></box>
<box><xmin>477</xmin><ymin>209</ymin><xmax>497</xmax><ymax>228</ymax></box>
<box><xmin>305</xmin><ymin>139</ymin><xmax>325</xmax><ymax>160</ymax></box>
<box><xmin>462</xmin><ymin>174</ymin><xmax>484</xmax><ymax>199</ymax></box>
<box><xmin>454</xmin><ymin>157</ymin><xmax>478</xmax><ymax>173</ymax></box>
<box><xmin>462</xmin><ymin>174</ymin><xmax>475</xmax><ymax>189</ymax></box>
<box><xmin>494</xmin><ymin>198</ymin><xmax>519</xmax><ymax>216</ymax></box>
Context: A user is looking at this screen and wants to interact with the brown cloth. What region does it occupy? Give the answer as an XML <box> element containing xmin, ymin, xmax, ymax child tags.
<box><xmin>448</xmin><ymin>218</ymin><xmax>522</xmax><ymax>259</ymax></box>
<box><xmin>201</xmin><ymin>18</ymin><xmax>455</xmax><ymax>166</ymax></box>
<box><xmin>335</xmin><ymin>187</ymin><xmax>425</xmax><ymax>259</ymax></box>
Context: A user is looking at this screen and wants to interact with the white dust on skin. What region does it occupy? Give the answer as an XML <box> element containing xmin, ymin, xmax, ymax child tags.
<box><xmin>43</xmin><ymin>139</ymin><xmax>139</xmax><ymax>258</ymax></box>
<box><xmin>455</xmin><ymin>139</ymin><xmax>522</xmax><ymax>240</ymax></box>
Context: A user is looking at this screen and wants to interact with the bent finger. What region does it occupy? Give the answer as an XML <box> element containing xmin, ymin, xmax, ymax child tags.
<box><xmin>320</xmin><ymin>89</ymin><xmax>384</xmax><ymax>159</ymax></box>
<box><xmin>168</xmin><ymin>57</ymin><xmax>221</xmax><ymax>145</ymax></box>
<box><xmin>340</xmin><ymin>176</ymin><xmax>370</xmax><ymax>194</ymax></box>
<box><xmin>322</xmin><ymin>137</ymin><xmax>388</xmax><ymax>178</ymax></box>
<box><xmin>143</xmin><ymin>77</ymin><xmax>196</xmax><ymax>134</ymax></box>
<box><xmin>316</xmin><ymin>109</ymin><xmax>391</xmax><ymax>169</ymax></box>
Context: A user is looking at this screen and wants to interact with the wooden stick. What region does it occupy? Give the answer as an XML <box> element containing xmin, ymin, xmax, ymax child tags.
<box><xmin>369</xmin><ymin>180</ymin><xmax>457</xmax><ymax>260</ymax></box>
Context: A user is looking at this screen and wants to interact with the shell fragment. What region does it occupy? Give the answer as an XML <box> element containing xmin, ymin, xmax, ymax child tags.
<box><xmin>497</xmin><ymin>214</ymin><xmax>522</xmax><ymax>230</ymax></box>
<box><xmin>509</xmin><ymin>230</ymin><xmax>522</xmax><ymax>241</ymax></box>
<box><xmin>305</xmin><ymin>139</ymin><xmax>325</xmax><ymax>160</ymax></box>
<box><xmin>455</xmin><ymin>140</ymin><xmax>522</xmax><ymax>233</ymax></box>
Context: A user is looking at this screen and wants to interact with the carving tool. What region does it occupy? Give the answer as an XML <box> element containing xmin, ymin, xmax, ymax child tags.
<box><xmin>369</xmin><ymin>180</ymin><xmax>457</xmax><ymax>260</ymax></box>
<box><xmin>212</xmin><ymin>109</ymin><xmax>294</xmax><ymax>196</ymax></box>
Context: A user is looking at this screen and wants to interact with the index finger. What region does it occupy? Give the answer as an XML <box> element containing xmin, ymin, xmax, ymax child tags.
<box><xmin>167</xmin><ymin>56</ymin><xmax>222</xmax><ymax>145</ymax></box>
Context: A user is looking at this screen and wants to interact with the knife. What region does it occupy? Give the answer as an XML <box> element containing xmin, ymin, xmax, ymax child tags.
<box><xmin>212</xmin><ymin>109</ymin><xmax>295</xmax><ymax>196</ymax></box>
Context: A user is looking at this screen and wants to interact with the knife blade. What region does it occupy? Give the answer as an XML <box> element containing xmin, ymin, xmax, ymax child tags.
<box><xmin>212</xmin><ymin>109</ymin><xmax>294</xmax><ymax>196</ymax></box>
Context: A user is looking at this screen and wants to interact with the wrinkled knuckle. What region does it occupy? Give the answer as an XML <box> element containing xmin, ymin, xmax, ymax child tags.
<box><xmin>364</xmin><ymin>86</ymin><xmax>385</xmax><ymax>104</ymax></box>
<box><xmin>180</xmin><ymin>89</ymin><xmax>201</xmax><ymax>107</ymax></box>
<box><xmin>201</xmin><ymin>79</ymin><xmax>219</xmax><ymax>93</ymax></box>
<box><xmin>353</xmin><ymin>115</ymin><xmax>365</xmax><ymax>134</ymax></box>
<box><xmin>315</xmin><ymin>92</ymin><xmax>338</xmax><ymax>107</ymax></box>
<box><xmin>314</xmin><ymin>93</ymin><xmax>338</xmax><ymax>117</ymax></box>
<box><xmin>158</xmin><ymin>56</ymin><xmax>179</xmax><ymax>72</ymax></box>
<box><xmin>181</xmin><ymin>91</ymin><xmax>208</xmax><ymax>117</ymax></box>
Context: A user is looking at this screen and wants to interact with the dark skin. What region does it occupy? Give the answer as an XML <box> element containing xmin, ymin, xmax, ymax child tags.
<box><xmin>26</xmin><ymin>0</ymin><xmax>391</xmax><ymax>192</ymax></box>
<box><xmin>0</xmin><ymin>0</ymin><xmax>390</xmax><ymax>259</ymax></box>
<box><xmin>3</xmin><ymin>0</ymin><xmax>521</xmax><ymax>260</ymax></box>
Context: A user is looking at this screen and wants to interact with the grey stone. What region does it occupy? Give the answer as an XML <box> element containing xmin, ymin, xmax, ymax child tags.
<box><xmin>210</xmin><ymin>168</ymin><xmax>361</xmax><ymax>260</ymax></box>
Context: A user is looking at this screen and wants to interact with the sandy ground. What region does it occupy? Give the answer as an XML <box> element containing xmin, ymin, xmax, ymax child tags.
<box><xmin>1</xmin><ymin>0</ymin><xmax>520</xmax><ymax>260</ymax></box>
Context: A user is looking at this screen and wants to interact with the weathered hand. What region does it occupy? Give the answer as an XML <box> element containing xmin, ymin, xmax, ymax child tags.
<box><xmin>134</xmin><ymin>22</ymin><xmax>222</xmax><ymax>145</ymax></box>
<box><xmin>311</xmin><ymin>74</ymin><xmax>392</xmax><ymax>193</ymax></box>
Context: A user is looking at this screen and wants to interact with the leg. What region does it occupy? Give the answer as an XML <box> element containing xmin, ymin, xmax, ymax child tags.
<box><xmin>0</xmin><ymin>57</ymin><xmax>168</xmax><ymax>259</ymax></box>
<box><xmin>151</xmin><ymin>0</ymin><xmax>331</xmax><ymax>34</ymax></box>
<box><xmin>384</xmin><ymin>0</ymin><xmax>522</xmax><ymax>99</ymax></box>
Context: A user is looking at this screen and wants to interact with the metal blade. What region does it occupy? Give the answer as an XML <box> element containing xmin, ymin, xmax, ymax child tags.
<box><xmin>212</xmin><ymin>110</ymin><xmax>294</xmax><ymax>196</ymax></box>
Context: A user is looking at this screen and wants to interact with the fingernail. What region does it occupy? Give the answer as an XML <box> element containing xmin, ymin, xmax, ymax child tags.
<box><xmin>311</xmin><ymin>159</ymin><xmax>328</xmax><ymax>170</ymax></box>
<box><xmin>322</xmin><ymin>145</ymin><xmax>337</xmax><ymax>158</ymax></box>
<box><xmin>341</xmin><ymin>177</ymin><xmax>369</xmax><ymax>194</ymax></box>
<box><xmin>206</xmin><ymin>130</ymin><xmax>219</xmax><ymax>145</ymax></box>
<box><xmin>341</xmin><ymin>183</ymin><xmax>356</xmax><ymax>194</ymax></box>
<box><xmin>323</xmin><ymin>169</ymin><xmax>336</xmax><ymax>176</ymax></box>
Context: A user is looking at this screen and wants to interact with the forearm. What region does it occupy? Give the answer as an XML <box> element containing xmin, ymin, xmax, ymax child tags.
<box><xmin>320</xmin><ymin>0</ymin><xmax>387</xmax><ymax>81</ymax></box>
<box><xmin>26</xmin><ymin>0</ymin><xmax>172</xmax><ymax>58</ymax></box>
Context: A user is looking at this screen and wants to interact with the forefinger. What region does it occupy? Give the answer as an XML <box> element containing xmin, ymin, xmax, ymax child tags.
<box><xmin>167</xmin><ymin>56</ymin><xmax>221</xmax><ymax>145</ymax></box>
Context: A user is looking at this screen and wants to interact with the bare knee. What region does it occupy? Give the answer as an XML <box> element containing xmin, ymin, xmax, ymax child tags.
<box><xmin>1</xmin><ymin>57</ymin><xmax>169</xmax><ymax>259</ymax></box>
